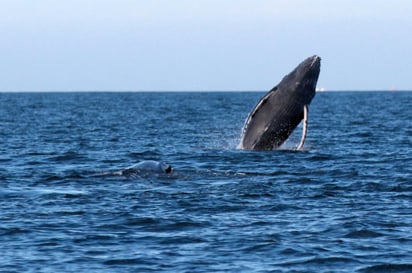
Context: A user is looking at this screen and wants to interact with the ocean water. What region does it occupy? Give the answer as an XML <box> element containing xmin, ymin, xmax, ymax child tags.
<box><xmin>0</xmin><ymin>91</ymin><xmax>411</xmax><ymax>272</ymax></box>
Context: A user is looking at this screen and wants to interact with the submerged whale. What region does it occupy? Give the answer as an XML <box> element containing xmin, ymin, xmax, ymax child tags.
<box><xmin>115</xmin><ymin>160</ymin><xmax>173</xmax><ymax>176</ymax></box>
<box><xmin>239</xmin><ymin>55</ymin><xmax>321</xmax><ymax>150</ymax></box>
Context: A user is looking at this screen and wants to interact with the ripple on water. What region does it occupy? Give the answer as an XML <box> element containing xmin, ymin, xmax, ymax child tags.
<box><xmin>358</xmin><ymin>263</ymin><xmax>412</xmax><ymax>273</ymax></box>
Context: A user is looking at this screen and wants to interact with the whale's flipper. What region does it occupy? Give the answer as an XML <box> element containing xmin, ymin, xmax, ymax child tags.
<box><xmin>296</xmin><ymin>104</ymin><xmax>309</xmax><ymax>150</ymax></box>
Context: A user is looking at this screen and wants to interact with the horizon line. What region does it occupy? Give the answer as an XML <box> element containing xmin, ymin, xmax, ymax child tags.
<box><xmin>1</xmin><ymin>89</ymin><xmax>412</xmax><ymax>93</ymax></box>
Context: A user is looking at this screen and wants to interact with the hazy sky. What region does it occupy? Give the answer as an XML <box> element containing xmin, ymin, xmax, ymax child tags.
<box><xmin>1</xmin><ymin>0</ymin><xmax>411</xmax><ymax>91</ymax></box>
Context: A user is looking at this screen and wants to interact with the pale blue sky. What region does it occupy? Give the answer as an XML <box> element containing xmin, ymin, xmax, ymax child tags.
<box><xmin>1</xmin><ymin>0</ymin><xmax>411</xmax><ymax>91</ymax></box>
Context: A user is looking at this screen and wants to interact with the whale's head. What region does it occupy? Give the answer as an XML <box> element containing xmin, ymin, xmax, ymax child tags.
<box><xmin>160</xmin><ymin>162</ymin><xmax>173</xmax><ymax>173</ymax></box>
<box><xmin>277</xmin><ymin>55</ymin><xmax>321</xmax><ymax>105</ymax></box>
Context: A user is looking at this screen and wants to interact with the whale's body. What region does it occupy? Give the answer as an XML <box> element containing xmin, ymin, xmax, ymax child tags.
<box><xmin>239</xmin><ymin>55</ymin><xmax>321</xmax><ymax>150</ymax></box>
<box><xmin>117</xmin><ymin>160</ymin><xmax>173</xmax><ymax>176</ymax></box>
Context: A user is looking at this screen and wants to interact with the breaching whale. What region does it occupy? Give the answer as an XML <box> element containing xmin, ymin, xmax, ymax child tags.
<box><xmin>239</xmin><ymin>55</ymin><xmax>321</xmax><ymax>150</ymax></box>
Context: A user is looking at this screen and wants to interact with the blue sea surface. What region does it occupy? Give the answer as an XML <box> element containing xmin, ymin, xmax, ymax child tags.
<box><xmin>0</xmin><ymin>91</ymin><xmax>411</xmax><ymax>272</ymax></box>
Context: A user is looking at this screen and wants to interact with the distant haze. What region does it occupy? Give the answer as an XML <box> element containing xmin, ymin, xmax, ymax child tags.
<box><xmin>1</xmin><ymin>0</ymin><xmax>411</xmax><ymax>91</ymax></box>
